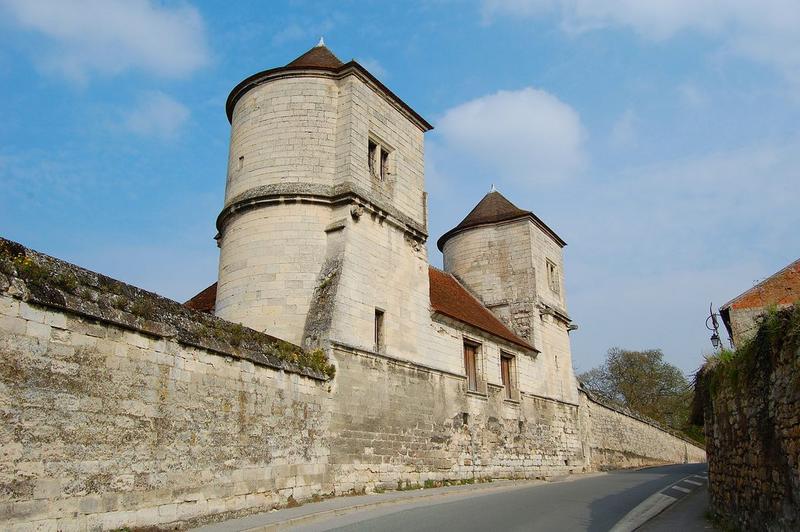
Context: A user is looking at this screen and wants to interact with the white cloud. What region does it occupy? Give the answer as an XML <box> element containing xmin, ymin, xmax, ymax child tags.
<box><xmin>482</xmin><ymin>0</ymin><xmax>800</xmax><ymax>82</ymax></box>
<box><xmin>0</xmin><ymin>0</ymin><xmax>209</xmax><ymax>83</ymax></box>
<box><xmin>123</xmin><ymin>91</ymin><xmax>190</xmax><ymax>140</ymax></box>
<box><xmin>435</xmin><ymin>87</ymin><xmax>586</xmax><ymax>184</ymax></box>
<box><xmin>562</xmin><ymin>138</ymin><xmax>800</xmax><ymax>372</ymax></box>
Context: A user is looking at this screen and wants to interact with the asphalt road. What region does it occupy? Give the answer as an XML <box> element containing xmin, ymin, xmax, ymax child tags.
<box><xmin>291</xmin><ymin>463</ymin><xmax>708</xmax><ymax>532</ymax></box>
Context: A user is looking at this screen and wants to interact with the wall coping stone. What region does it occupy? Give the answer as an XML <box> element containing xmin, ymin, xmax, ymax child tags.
<box><xmin>579</xmin><ymin>384</ymin><xmax>704</xmax><ymax>450</ymax></box>
<box><xmin>0</xmin><ymin>237</ymin><xmax>332</xmax><ymax>381</ymax></box>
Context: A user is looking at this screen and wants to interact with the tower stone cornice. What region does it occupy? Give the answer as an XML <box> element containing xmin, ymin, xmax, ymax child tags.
<box><xmin>216</xmin><ymin>181</ymin><xmax>428</xmax><ymax>243</ymax></box>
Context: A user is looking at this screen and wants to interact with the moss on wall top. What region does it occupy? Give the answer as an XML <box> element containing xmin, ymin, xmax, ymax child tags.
<box><xmin>0</xmin><ymin>237</ymin><xmax>335</xmax><ymax>380</ymax></box>
<box><xmin>693</xmin><ymin>303</ymin><xmax>800</xmax><ymax>423</ymax></box>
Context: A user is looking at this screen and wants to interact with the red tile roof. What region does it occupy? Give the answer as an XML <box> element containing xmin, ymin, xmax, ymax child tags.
<box><xmin>184</xmin><ymin>282</ymin><xmax>217</xmax><ymax>313</ymax></box>
<box><xmin>437</xmin><ymin>190</ymin><xmax>566</xmax><ymax>251</ymax></box>
<box><xmin>722</xmin><ymin>258</ymin><xmax>800</xmax><ymax>311</ymax></box>
<box><xmin>428</xmin><ymin>266</ymin><xmax>534</xmax><ymax>351</ymax></box>
<box><xmin>185</xmin><ymin>269</ymin><xmax>534</xmax><ymax>351</ymax></box>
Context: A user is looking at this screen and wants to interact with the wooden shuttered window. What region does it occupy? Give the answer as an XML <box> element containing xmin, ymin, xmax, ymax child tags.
<box><xmin>501</xmin><ymin>353</ymin><xmax>513</xmax><ymax>399</ymax></box>
<box><xmin>464</xmin><ymin>342</ymin><xmax>478</xmax><ymax>392</ymax></box>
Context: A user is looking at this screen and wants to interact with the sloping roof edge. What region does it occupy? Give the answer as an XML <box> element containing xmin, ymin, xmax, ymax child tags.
<box><xmin>721</xmin><ymin>258</ymin><xmax>800</xmax><ymax>311</ymax></box>
<box><xmin>226</xmin><ymin>59</ymin><xmax>433</xmax><ymax>131</ymax></box>
<box><xmin>428</xmin><ymin>266</ymin><xmax>536</xmax><ymax>351</ymax></box>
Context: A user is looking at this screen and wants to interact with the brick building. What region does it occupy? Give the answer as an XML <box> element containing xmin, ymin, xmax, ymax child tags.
<box><xmin>721</xmin><ymin>258</ymin><xmax>800</xmax><ymax>347</ymax></box>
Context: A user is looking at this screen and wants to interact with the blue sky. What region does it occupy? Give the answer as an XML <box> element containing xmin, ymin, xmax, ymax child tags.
<box><xmin>1</xmin><ymin>0</ymin><xmax>798</xmax><ymax>375</ymax></box>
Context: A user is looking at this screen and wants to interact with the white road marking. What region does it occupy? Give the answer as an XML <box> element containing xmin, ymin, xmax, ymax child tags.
<box><xmin>609</xmin><ymin>493</ymin><xmax>677</xmax><ymax>532</ymax></box>
<box><xmin>608</xmin><ymin>472</ymin><xmax>706</xmax><ymax>532</ymax></box>
<box><xmin>684</xmin><ymin>479</ymin><xmax>703</xmax><ymax>486</ymax></box>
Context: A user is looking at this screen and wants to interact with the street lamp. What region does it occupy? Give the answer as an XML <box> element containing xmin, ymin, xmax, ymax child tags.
<box><xmin>706</xmin><ymin>303</ymin><xmax>722</xmax><ymax>350</ymax></box>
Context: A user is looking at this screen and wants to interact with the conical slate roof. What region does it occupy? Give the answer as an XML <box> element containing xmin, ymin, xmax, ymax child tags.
<box><xmin>437</xmin><ymin>190</ymin><xmax>566</xmax><ymax>251</ymax></box>
<box><xmin>455</xmin><ymin>191</ymin><xmax>531</xmax><ymax>229</ymax></box>
<box><xmin>286</xmin><ymin>41</ymin><xmax>343</xmax><ymax>69</ymax></box>
<box><xmin>226</xmin><ymin>41</ymin><xmax>433</xmax><ymax>130</ymax></box>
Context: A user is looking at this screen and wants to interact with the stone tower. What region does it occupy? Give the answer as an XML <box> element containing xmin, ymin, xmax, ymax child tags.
<box><xmin>438</xmin><ymin>190</ymin><xmax>579</xmax><ymax>403</ymax></box>
<box><xmin>215</xmin><ymin>41</ymin><xmax>433</xmax><ymax>354</ymax></box>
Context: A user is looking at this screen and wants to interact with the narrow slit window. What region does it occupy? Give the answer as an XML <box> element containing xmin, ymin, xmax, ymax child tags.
<box><xmin>237</xmin><ymin>155</ymin><xmax>244</xmax><ymax>170</ymax></box>
<box><xmin>368</xmin><ymin>140</ymin><xmax>377</xmax><ymax>177</ymax></box>
<box><xmin>547</xmin><ymin>259</ymin><xmax>560</xmax><ymax>295</ymax></box>
<box><xmin>374</xmin><ymin>308</ymin><xmax>384</xmax><ymax>351</ymax></box>
<box><xmin>380</xmin><ymin>147</ymin><xmax>389</xmax><ymax>180</ymax></box>
<box><xmin>501</xmin><ymin>353</ymin><xmax>515</xmax><ymax>399</ymax></box>
<box><xmin>463</xmin><ymin>342</ymin><xmax>478</xmax><ymax>392</ymax></box>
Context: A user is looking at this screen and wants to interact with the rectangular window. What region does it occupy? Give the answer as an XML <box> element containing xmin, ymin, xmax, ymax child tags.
<box><xmin>368</xmin><ymin>140</ymin><xmax>377</xmax><ymax>177</ymax></box>
<box><xmin>547</xmin><ymin>259</ymin><xmax>560</xmax><ymax>295</ymax></box>
<box><xmin>501</xmin><ymin>353</ymin><xmax>515</xmax><ymax>399</ymax></box>
<box><xmin>374</xmin><ymin>309</ymin><xmax>384</xmax><ymax>351</ymax></box>
<box><xmin>237</xmin><ymin>155</ymin><xmax>244</xmax><ymax>170</ymax></box>
<box><xmin>463</xmin><ymin>341</ymin><xmax>478</xmax><ymax>392</ymax></box>
<box><xmin>380</xmin><ymin>147</ymin><xmax>389</xmax><ymax>180</ymax></box>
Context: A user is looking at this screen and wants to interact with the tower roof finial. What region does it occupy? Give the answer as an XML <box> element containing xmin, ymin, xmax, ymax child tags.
<box><xmin>316</xmin><ymin>36</ymin><xmax>325</xmax><ymax>47</ymax></box>
<box><xmin>490</xmin><ymin>183</ymin><xmax>497</xmax><ymax>192</ymax></box>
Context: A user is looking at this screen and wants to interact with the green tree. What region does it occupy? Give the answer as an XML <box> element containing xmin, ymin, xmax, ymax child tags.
<box><xmin>578</xmin><ymin>347</ymin><xmax>692</xmax><ymax>430</ymax></box>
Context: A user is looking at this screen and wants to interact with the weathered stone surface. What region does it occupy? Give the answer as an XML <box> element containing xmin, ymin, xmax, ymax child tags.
<box><xmin>702</xmin><ymin>306</ymin><xmax>800</xmax><ymax>531</ymax></box>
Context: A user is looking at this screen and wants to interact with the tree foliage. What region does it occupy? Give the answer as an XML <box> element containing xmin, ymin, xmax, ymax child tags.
<box><xmin>579</xmin><ymin>347</ymin><xmax>693</xmax><ymax>430</ymax></box>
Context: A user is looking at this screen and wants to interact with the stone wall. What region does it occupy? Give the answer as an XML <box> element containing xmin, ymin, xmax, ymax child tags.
<box><xmin>580</xmin><ymin>391</ymin><xmax>706</xmax><ymax>470</ymax></box>
<box><xmin>326</xmin><ymin>344</ymin><xmax>704</xmax><ymax>493</ymax></box>
<box><xmin>0</xmin><ymin>239</ymin><xmax>706</xmax><ymax>530</ymax></box>
<box><xmin>0</xmin><ymin>240</ymin><xmax>333</xmax><ymax>531</ymax></box>
<box><xmin>327</xmin><ymin>343</ymin><xmax>585</xmax><ymax>492</ymax></box>
<box><xmin>701</xmin><ymin>305</ymin><xmax>799</xmax><ymax>531</ymax></box>
<box><xmin>441</xmin><ymin>218</ymin><xmax>578</xmax><ymax>404</ymax></box>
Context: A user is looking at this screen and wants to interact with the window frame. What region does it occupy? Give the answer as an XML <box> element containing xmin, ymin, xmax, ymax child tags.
<box><xmin>368</xmin><ymin>139</ymin><xmax>378</xmax><ymax>177</ymax></box>
<box><xmin>374</xmin><ymin>308</ymin><xmax>385</xmax><ymax>352</ymax></box>
<box><xmin>463</xmin><ymin>340</ymin><xmax>483</xmax><ymax>393</ymax></box>
<box><xmin>500</xmin><ymin>352</ymin><xmax>516</xmax><ymax>400</ymax></box>
<box><xmin>546</xmin><ymin>259</ymin><xmax>560</xmax><ymax>295</ymax></box>
<box><xmin>367</xmin><ymin>135</ymin><xmax>393</xmax><ymax>181</ymax></box>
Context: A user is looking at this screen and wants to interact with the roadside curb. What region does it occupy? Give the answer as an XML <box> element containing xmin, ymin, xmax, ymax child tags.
<box><xmin>193</xmin><ymin>472</ymin><xmax>608</xmax><ymax>532</ymax></box>
<box><xmin>608</xmin><ymin>472</ymin><xmax>709</xmax><ymax>532</ymax></box>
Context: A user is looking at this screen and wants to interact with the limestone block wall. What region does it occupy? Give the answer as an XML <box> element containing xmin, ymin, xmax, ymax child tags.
<box><xmin>328</xmin><ymin>204</ymin><xmax>432</xmax><ymax>364</ymax></box>
<box><xmin>580</xmin><ymin>392</ymin><xmax>706</xmax><ymax>470</ymax></box>
<box><xmin>327</xmin><ymin>344</ymin><xmax>585</xmax><ymax>492</ymax></box>
<box><xmin>701</xmin><ymin>305</ymin><xmax>799</xmax><ymax>531</ymax></box>
<box><xmin>216</xmin><ymin>202</ymin><xmax>331</xmax><ymax>344</ymax></box>
<box><xmin>424</xmin><ymin>314</ymin><xmax>546</xmax><ymax>396</ymax></box>
<box><xmin>325</xmin><ymin>345</ymin><xmax>705</xmax><ymax>493</ymax></box>
<box><xmin>336</xmin><ymin>74</ymin><xmax>427</xmax><ymax>225</ymax></box>
<box><xmin>226</xmin><ymin>76</ymin><xmax>339</xmax><ymax>201</ymax></box>
<box><xmin>0</xmin><ymin>240</ymin><xmax>333</xmax><ymax>531</ymax></box>
<box><xmin>442</xmin><ymin>220</ymin><xmax>578</xmax><ymax>404</ymax></box>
